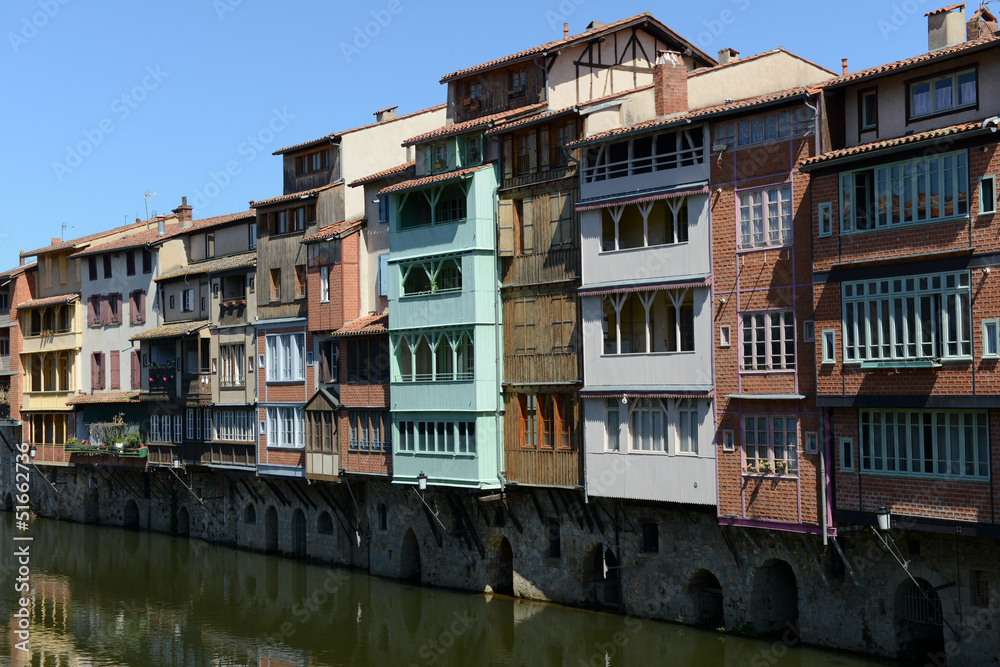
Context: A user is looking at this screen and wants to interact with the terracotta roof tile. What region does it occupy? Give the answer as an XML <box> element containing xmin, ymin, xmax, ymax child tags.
<box><xmin>273</xmin><ymin>104</ymin><xmax>446</xmax><ymax>155</ymax></box>
<box><xmin>348</xmin><ymin>161</ymin><xmax>415</xmax><ymax>188</ymax></box>
<box><xmin>69</xmin><ymin>211</ymin><xmax>256</xmax><ymax>259</ymax></box>
<box><xmin>333</xmin><ymin>313</ymin><xmax>388</xmax><ymax>336</ymax></box>
<box><xmin>822</xmin><ymin>34</ymin><xmax>1000</xmax><ymax>88</ymax></box>
<box><xmin>800</xmin><ymin>120</ymin><xmax>985</xmax><ymax>168</ymax></box>
<box><xmin>155</xmin><ymin>252</ymin><xmax>256</xmax><ymax>282</ymax></box>
<box><xmin>687</xmin><ymin>48</ymin><xmax>835</xmax><ymax>78</ymax></box>
<box><xmin>377</xmin><ymin>164</ymin><xmax>493</xmax><ymax>196</ymax></box>
<box><xmin>302</xmin><ymin>217</ymin><xmax>366</xmax><ymax>243</ymax></box>
<box><xmin>22</xmin><ymin>216</ymin><xmax>162</xmax><ymax>258</ymax></box>
<box><xmin>927</xmin><ymin>3</ymin><xmax>965</xmax><ymax>16</ymax></box>
<box><xmin>66</xmin><ymin>392</ymin><xmax>141</xmax><ymax>405</ymax></box>
<box><xmin>403</xmin><ymin>104</ymin><xmax>547</xmax><ymax>146</ymax></box>
<box><xmin>0</xmin><ymin>263</ymin><xmax>34</xmax><ymax>279</ymax></box>
<box><xmin>130</xmin><ymin>320</ymin><xmax>210</xmax><ymax>340</ymax></box>
<box><xmin>568</xmin><ymin>86</ymin><xmax>815</xmax><ymax>148</ymax></box>
<box><xmin>250</xmin><ymin>183</ymin><xmax>337</xmax><ymax>208</ymax></box>
<box><xmin>484</xmin><ymin>86</ymin><xmax>652</xmax><ymax>136</ymax></box>
<box><xmin>19</xmin><ymin>293</ymin><xmax>80</xmax><ymax>308</ymax></box>
<box><xmin>440</xmin><ymin>13</ymin><xmax>715</xmax><ymax>82</ymax></box>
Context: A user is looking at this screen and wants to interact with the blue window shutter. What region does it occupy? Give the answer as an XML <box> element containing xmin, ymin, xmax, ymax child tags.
<box><xmin>378</xmin><ymin>254</ymin><xmax>389</xmax><ymax>297</ymax></box>
<box><xmin>379</xmin><ymin>196</ymin><xmax>389</xmax><ymax>224</ymax></box>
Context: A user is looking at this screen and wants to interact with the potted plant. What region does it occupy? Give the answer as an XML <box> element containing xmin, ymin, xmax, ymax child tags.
<box><xmin>759</xmin><ymin>461</ymin><xmax>772</xmax><ymax>475</ymax></box>
<box><xmin>744</xmin><ymin>463</ymin><xmax>757</xmax><ymax>475</ymax></box>
<box><xmin>774</xmin><ymin>460</ymin><xmax>788</xmax><ymax>475</ymax></box>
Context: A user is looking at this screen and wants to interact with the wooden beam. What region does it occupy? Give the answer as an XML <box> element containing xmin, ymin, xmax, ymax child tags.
<box><xmin>452</xmin><ymin>494</ymin><xmax>485</xmax><ymax>558</ymax></box>
<box><xmin>502</xmin><ymin>497</ymin><xmax>524</xmax><ymax>534</ymax></box>
<box><xmin>422</xmin><ymin>503</ymin><xmax>444</xmax><ymax>548</ymax></box>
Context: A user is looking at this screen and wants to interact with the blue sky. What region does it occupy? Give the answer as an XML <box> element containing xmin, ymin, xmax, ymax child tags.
<box><xmin>0</xmin><ymin>0</ymin><xmax>934</xmax><ymax>271</ymax></box>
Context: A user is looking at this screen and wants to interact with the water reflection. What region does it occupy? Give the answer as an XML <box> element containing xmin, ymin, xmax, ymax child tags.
<box><xmin>1</xmin><ymin>514</ymin><xmax>884</xmax><ymax>666</ymax></box>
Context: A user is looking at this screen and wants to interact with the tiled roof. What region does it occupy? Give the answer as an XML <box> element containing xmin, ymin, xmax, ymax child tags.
<box><xmin>403</xmin><ymin>104</ymin><xmax>547</xmax><ymax>146</ymax></box>
<box><xmin>927</xmin><ymin>3</ymin><xmax>965</xmax><ymax>16</ymax></box>
<box><xmin>0</xmin><ymin>263</ymin><xmax>34</xmax><ymax>279</ymax></box>
<box><xmin>688</xmin><ymin>47</ymin><xmax>836</xmax><ymax>78</ymax></box>
<box><xmin>484</xmin><ymin>86</ymin><xmax>653</xmax><ymax>136</ymax></box>
<box><xmin>821</xmin><ymin>33</ymin><xmax>1000</xmax><ymax>88</ymax></box>
<box><xmin>348</xmin><ymin>161</ymin><xmax>415</xmax><ymax>188</ymax></box>
<box><xmin>69</xmin><ymin>211</ymin><xmax>256</xmax><ymax>259</ymax></box>
<box><xmin>567</xmin><ymin>86</ymin><xmax>815</xmax><ymax>148</ymax></box>
<box><xmin>273</xmin><ymin>104</ymin><xmax>446</xmax><ymax>155</ymax></box>
<box><xmin>333</xmin><ymin>313</ymin><xmax>388</xmax><ymax>336</ymax></box>
<box><xmin>155</xmin><ymin>252</ymin><xmax>256</xmax><ymax>282</ymax></box>
<box><xmin>800</xmin><ymin>120</ymin><xmax>985</xmax><ymax>168</ymax></box>
<box><xmin>250</xmin><ymin>184</ymin><xmax>337</xmax><ymax>208</ymax></box>
<box><xmin>130</xmin><ymin>320</ymin><xmax>210</xmax><ymax>340</ymax></box>
<box><xmin>21</xmin><ymin>216</ymin><xmax>160</xmax><ymax>258</ymax></box>
<box><xmin>377</xmin><ymin>164</ymin><xmax>493</xmax><ymax>196</ymax></box>
<box><xmin>302</xmin><ymin>217</ymin><xmax>366</xmax><ymax>243</ymax></box>
<box><xmin>19</xmin><ymin>293</ymin><xmax>80</xmax><ymax>309</ymax></box>
<box><xmin>66</xmin><ymin>392</ymin><xmax>141</xmax><ymax>405</ymax></box>
<box><xmin>440</xmin><ymin>13</ymin><xmax>715</xmax><ymax>82</ymax></box>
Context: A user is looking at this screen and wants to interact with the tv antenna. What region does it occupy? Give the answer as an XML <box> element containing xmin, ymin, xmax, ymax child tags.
<box><xmin>143</xmin><ymin>190</ymin><xmax>158</xmax><ymax>220</ymax></box>
<box><xmin>60</xmin><ymin>223</ymin><xmax>74</xmax><ymax>241</ymax></box>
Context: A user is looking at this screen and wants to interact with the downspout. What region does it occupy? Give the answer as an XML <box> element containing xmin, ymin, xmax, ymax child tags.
<box><xmin>532</xmin><ymin>54</ymin><xmax>550</xmax><ymax>105</ymax></box>
<box><xmin>487</xmin><ymin>132</ymin><xmax>505</xmax><ymax>492</ymax></box>
<box><xmin>563</xmin><ymin>137</ymin><xmax>586</xmax><ymax>501</ymax></box>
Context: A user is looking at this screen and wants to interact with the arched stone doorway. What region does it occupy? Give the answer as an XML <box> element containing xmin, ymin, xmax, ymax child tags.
<box><xmin>485</xmin><ymin>535</ymin><xmax>514</xmax><ymax>596</ymax></box>
<box><xmin>582</xmin><ymin>543</ymin><xmax>620</xmax><ymax>609</ymax></box>
<box><xmin>751</xmin><ymin>559</ymin><xmax>798</xmax><ymax>636</ymax></box>
<box><xmin>265</xmin><ymin>506</ymin><xmax>279</xmax><ymax>553</ymax></box>
<box><xmin>688</xmin><ymin>569</ymin><xmax>725</xmax><ymax>629</ymax></box>
<box><xmin>400</xmin><ymin>528</ymin><xmax>421</xmax><ymax>583</ymax></box>
<box><xmin>895</xmin><ymin>578</ymin><xmax>945</xmax><ymax>663</ymax></box>
<box><xmin>292</xmin><ymin>508</ymin><xmax>307</xmax><ymax>558</ymax></box>
<box><xmin>177</xmin><ymin>506</ymin><xmax>190</xmax><ymax>537</ymax></box>
<box><xmin>123</xmin><ymin>499</ymin><xmax>140</xmax><ymax>530</ymax></box>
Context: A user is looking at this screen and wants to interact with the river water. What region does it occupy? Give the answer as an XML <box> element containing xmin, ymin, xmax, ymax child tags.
<box><xmin>0</xmin><ymin>514</ymin><xmax>885</xmax><ymax>666</ymax></box>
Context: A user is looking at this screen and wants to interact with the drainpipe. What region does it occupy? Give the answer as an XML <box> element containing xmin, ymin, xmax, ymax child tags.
<box><xmin>532</xmin><ymin>54</ymin><xmax>550</xmax><ymax>105</ymax></box>
<box><xmin>563</xmin><ymin>138</ymin><xmax>586</xmax><ymax>501</ymax></box>
<box><xmin>488</xmin><ymin>133</ymin><xmax>505</xmax><ymax>492</ymax></box>
<box><xmin>803</xmin><ymin>93</ymin><xmax>820</xmax><ymax>157</ymax></box>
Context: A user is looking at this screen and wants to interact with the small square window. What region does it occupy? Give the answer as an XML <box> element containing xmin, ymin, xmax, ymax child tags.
<box><xmin>803</xmin><ymin>321</ymin><xmax>815</xmax><ymax>343</ymax></box>
<box><xmin>722</xmin><ymin>429</ymin><xmax>735</xmax><ymax>452</ymax></box>
<box><xmin>983</xmin><ymin>320</ymin><xmax>999</xmax><ymax>358</ymax></box>
<box><xmin>840</xmin><ymin>437</ymin><xmax>853</xmax><ymax>471</ymax></box>
<box><xmin>259</xmin><ymin>420</ymin><xmax>266</xmax><ymax>435</ymax></box>
<box><xmin>972</xmin><ymin>570</ymin><xmax>990</xmax><ymax>607</ymax></box>
<box><xmin>822</xmin><ymin>330</ymin><xmax>836</xmax><ymax>364</ymax></box>
<box><xmin>169</xmin><ymin>295</ymin><xmax>176</xmax><ymax>310</ymax></box>
<box><xmin>818</xmin><ymin>202</ymin><xmax>832</xmax><ymax>237</ymax></box>
<box><xmin>980</xmin><ymin>176</ymin><xmax>996</xmax><ymax>216</ymax></box>
<box><xmin>719</xmin><ymin>325</ymin><xmax>731</xmax><ymax>348</ymax></box>
<box><xmin>804</xmin><ymin>431</ymin><xmax>818</xmax><ymax>455</ymax></box>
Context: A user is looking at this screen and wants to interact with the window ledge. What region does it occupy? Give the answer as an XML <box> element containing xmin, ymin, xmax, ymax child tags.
<box><xmin>600</xmin><ymin>351</ymin><xmax>696</xmax><ymax>358</ymax></box>
<box><xmin>400</xmin><ymin>289</ymin><xmax>462</xmax><ymax>299</ymax></box>
<box><xmin>739</xmin><ymin>369</ymin><xmax>796</xmax><ymax>375</ymax></box>
<box><xmin>860</xmin><ymin>470</ymin><xmax>989</xmax><ymax>483</ymax></box>
<box><xmin>858</xmin><ymin>359</ymin><xmax>942</xmax><ymax>369</ymax></box>
<box><xmin>743</xmin><ymin>472</ymin><xmax>798</xmax><ymax>479</ymax></box>
<box><xmin>842</xmin><ymin>214</ymin><xmax>969</xmax><ymax>235</ymax></box>
<box><xmin>266</xmin><ymin>445</ymin><xmax>305</xmax><ymax>451</ymax></box>
<box><xmin>599</xmin><ymin>242</ymin><xmax>690</xmax><ymax>255</ymax></box>
<box><xmin>736</xmin><ymin>243</ymin><xmax>793</xmax><ymax>256</ymax></box>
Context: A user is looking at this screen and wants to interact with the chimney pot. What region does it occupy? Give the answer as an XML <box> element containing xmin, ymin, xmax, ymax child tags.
<box><xmin>717</xmin><ymin>48</ymin><xmax>739</xmax><ymax>65</ymax></box>
<box><xmin>172</xmin><ymin>196</ymin><xmax>193</xmax><ymax>227</ymax></box>
<box><xmin>51</xmin><ymin>238</ymin><xmax>60</xmax><ymax>244</ymax></box>
<box><xmin>967</xmin><ymin>8</ymin><xmax>999</xmax><ymax>40</ymax></box>
<box><xmin>653</xmin><ymin>50</ymin><xmax>688</xmax><ymax>117</ymax></box>
<box><xmin>927</xmin><ymin>4</ymin><xmax>967</xmax><ymax>51</ymax></box>
<box><xmin>842</xmin><ymin>58</ymin><xmax>849</xmax><ymax>75</ymax></box>
<box><xmin>157</xmin><ymin>220</ymin><xmax>166</xmax><ymax>237</ymax></box>
<box><xmin>564</xmin><ymin>22</ymin><xmax>569</xmax><ymax>39</ymax></box>
<box><xmin>586</xmin><ymin>20</ymin><xmax>605</xmax><ymax>31</ymax></box>
<box><xmin>375</xmin><ymin>106</ymin><xmax>398</xmax><ymax>122</ymax></box>
<box><xmin>20</xmin><ymin>253</ymin><xmax>25</xmax><ymax>267</ymax></box>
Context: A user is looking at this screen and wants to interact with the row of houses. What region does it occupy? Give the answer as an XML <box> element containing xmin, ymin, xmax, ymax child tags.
<box><xmin>2</xmin><ymin>4</ymin><xmax>1000</xmax><ymax>654</ymax></box>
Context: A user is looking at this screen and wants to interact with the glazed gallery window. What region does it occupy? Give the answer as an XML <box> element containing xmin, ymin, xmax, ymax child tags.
<box><xmin>397</xmin><ymin>183</ymin><xmax>469</xmax><ymax>230</ymax></box>
<box><xmin>516</xmin><ymin>393</ymin><xmax>576</xmax><ymax>450</ymax></box>
<box><xmin>265</xmin><ymin>333</ymin><xmax>305</xmax><ymax>381</ymax></box>
<box><xmin>743</xmin><ymin>415</ymin><xmax>798</xmax><ymax>474</ymax></box>
<box><xmin>602</xmin><ymin>288</ymin><xmax>694</xmax><ymax>354</ymax></box>
<box><xmin>266</xmin><ymin>406</ymin><xmax>305</xmax><ymax>449</ymax></box>
<box><xmin>909</xmin><ymin>68</ymin><xmax>977</xmax><ymax>119</ymax></box>
<box><xmin>738</xmin><ymin>185</ymin><xmax>792</xmax><ymax>250</ymax></box>
<box><xmin>840</xmin><ymin>150</ymin><xmax>968</xmax><ymax>232</ymax></box>
<box><xmin>583</xmin><ymin>127</ymin><xmax>704</xmax><ymax>183</ymax></box>
<box><xmin>346</xmin><ymin>337</ymin><xmax>389</xmax><ymax>383</ymax></box>
<box><xmin>859</xmin><ymin>410</ymin><xmax>988</xmax><ymax>479</ymax></box>
<box><xmin>348</xmin><ymin>410</ymin><xmax>391</xmax><ymax>452</ymax></box>
<box><xmin>601</xmin><ymin>198</ymin><xmax>688</xmax><ymax>251</ymax></box>
<box><xmin>605</xmin><ymin>397</ymin><xmax>701</xmax><ymax>454</ymax></box>
<box><xmin>400</xmin><ymin>257</ymin><xmax>462</xmax><ymax>296</ymax></box>
<box><xmin>842</xmin><ymin>271</ymin><xmax>971</xmax><ymax>362</ymax></box>
<box><xmin>741</xmin><ymin>311</ymin><xmax>795</xmax><ymax>371</ymax></box>
<box><xmin>219</xmin><ymin>344</ymin><xmax>245</xmax><ymax>387</ymax></box>
<box><xmin>392</xmin><ymin>329</ymin><xmax>473</xmax><ymax>382</ymax></box>
<box><xmin>396</xmin><ymin>420</ymin><xmax>476</xmax><ymax>454</ymax></box>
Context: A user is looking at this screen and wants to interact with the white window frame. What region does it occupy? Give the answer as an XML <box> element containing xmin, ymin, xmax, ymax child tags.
<box><xmin>719</xmin><ymin>325</ymin><xmax>731</xmax><ymax>348</ymax></box>
<box><xmin>149</xmin><ymin>416</ymin><xmax>159</xmax><ymax>443</ymax></box>
<box><xmin>741</xmin><ymin>310</ymin><xmax>795</xmax><ymax>372</ymax></box>
<box><xmin>266</xmin><ymin>406</ymin><xmax>305</xmax><ymax>449</ymax></box>
<box><xmin>204</xmin><ymin>409</ymin><xmax>212</xmax><ymax>440</ymax></box>
<box><xmin>818</xmin><ymin>202</ymin><xmax>832</xmax><ymax>238</ymax></box>
<box><xmin>722</xmin><ymin>429</ymin><xmax>735</xmax><ymax>452</ymax></box>
<box><xmin>980</xmin><ymin>175</ymin><xmax>996</xmax><ymax>216</ymax></box>
<box><xmin>822</xmin><ymin>330</ymin><xmax>836</xmax><ymax>364</ymax></box>
<box><xmin>860</xmin><ymin>90</ymin><xmax>878</xmax><ymax>131</ymax></box>
<box><xmin>266</xmin><ymin>333</ymin><xmax>306</xmax><ymax>382</ymax></box>
<box><xmin>605</xmin><ymin>399</ymin><xmax>620</xmax><ymax>452</ymax></box>
<box><xmin>859</xmin><ymin>409</ymin><xmax>988</xmax><ymax>479</ymax></box>
<box><xmin>320</xmin><ymin>266</ymin><xmax>330</xmax><ymax>303</ymax></box>
<box><xmin>182</xmin><ymin>288</ymin><xmax>194</xmax><ymax>313</ymax></box>
<box><xmin>839</xmin><ymin>437</ymin><xmax>854</xmax><ymax>472</ymax></box>
<box><xmin>676</xmin><ymin>398</ymin><xmax>699</xmax><ymax>455</ymax></box>
<box><xmin>173</xmin><ymin>415</ymin><xmax>183</xmax><ymax>444</ymax></box>
<box><xmin>908</xmin><ymin>67</ymin><xmax>977</xmax><ymax>120</ymax></box>
<box><xmin>738</xmin><ymin>184</ymin><xmax>792</xmax><ymax>250</ymax></box>
<box><xmin>984</xmin><ymin>319</ymin><xmax>999</xmax><ymax>359</ymax></box>
<box><xmin>161</xmin><ymin>415</ymin><xmax>171</xmax><ymax>444</ymax></box>
<box><xmin>742</xmin><ymin>414</ymin><xmax>798</xmax><ymax>474</ymax></box>
<box><xmin>628</xmin><ymin>398</ymin><xmax>667</xmax><ymax>452</ymax></box>
<box><xmin>186</xmin><ymin>409</ymin><xmax>195</xmax><ymax>440</ymax></box>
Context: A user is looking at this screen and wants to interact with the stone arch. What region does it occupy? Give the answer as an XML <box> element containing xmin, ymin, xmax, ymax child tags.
<box><xmin>3</xmin><ymin>492</ymin><xmax>12</xmax><ymax>512</ymax></box>
<box><xmin>400</xmin><ymin>528</ymin><xmax>421</xmax><ymax>583</ymax></box>
<box><xmin>292</xmin><ymin>508</ymin><xmax>307</xmax><ymax>558</ymax></box>
<box><xmin>687</xmin><ymin>568</ymin><xmax>725</xmax><ymax>629</ymax></box>
<box><xmin>895</xmin><ymin>577</ymin><xmax>945</xmax><ymax>663</ymax></box>
<box><xmin>317</xmin><ymin>511</ymin><xmax>334</xmax><ymax>535</ymax></box>
<box><xmin>485</xmin><ymin>534</ymin><xmax>514</xmax><ymax>596</ymax></box>
<box><xmin>177</xmin><ymin>506</ymin><xmax>190</xmax><ymax>537</ymax></box>
<box><xmin>582</xmin><ymin>542</ymin><xmax>620</xmax><ymax>609</ymax></box>
<box><xmin>123</xmin><ymin>499</ymin><xmax>140</xmax><ymax>530</ymax></box>
<box><xmin>244</xmin><ymin>503</ymin><xmax>257</xmax><ymax>524</ymax></box>
<box><xmin>750</xmin><ymin>559</ymin><xmax>798</xmax><ymax>637</ymax></box>
<box><xmin>264</xmin><ymin>506</ymin><xmax>279</xmax><ymax>553</ymax></box>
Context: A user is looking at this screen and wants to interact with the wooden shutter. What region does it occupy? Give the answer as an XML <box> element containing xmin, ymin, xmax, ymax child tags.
<box><xmin>96</xmin><ymin>353</ymin><xmax>105</xmax><ymax>390</ymax></box>
<box><xmin>91</xmin><ymin>353</ymin><xmax>99</xmax><ymax>389</ymax></box>
<box><xmin>131</xmin><ymin>350</ymin><xmax>141</xmax><ymax>389</ymax></box>
<box><xmin>502</xmin><ymin>136</ymin><xmax>513</xmax><ymax>180</ymax></box>
<box><xmin>498</xmin><ymin>200</ymin><xmax>515</xmax><ymax>256</ymax></box>
<box><xmin>522</xmin><ymin>197</ymin><xmax>534</xmax><ymax>253</ymax></box>
<box><xmin>110</xmin><ymin>350</ymin><xmax>120</xmax><ymax>390</ymax></box>
<box><xmin>378</xmin><ymin>196</ymin><xmax>389</xmax><ymax>224</ymax></box>
<box><xmin>528</xmin><ymin>131</ymin><xmax>538</xmax><ymax>174</ymax></box>
<box><xmin>549</xmin><ymin>192</ymin><xmax>563</xmax><ymax>249</ymax></box>
<box><xmin>378</xmin><ymin>254</ymin><xmax>389</xmax><ymax>297</ymax></box>
<box><xmin>539</xmin><ymin>127</ymin><xmax>550</xmax><ymax>172</ymax></box>
<box><xmin>87</xmin><ymin>297</ymin><xmax>97</xmax><ymax>327</ymax></box>
<box><xmin>138</xmin><ymin>290</ymin><xmax>146</xmax><ymax>324</ymax></box>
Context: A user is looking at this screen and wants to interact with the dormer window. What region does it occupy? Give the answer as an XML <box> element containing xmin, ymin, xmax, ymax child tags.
<box><xmin>467</xmin><ymin>81</ymin><xmax>482</xmax><ymax>100</ymax></box>
<box><xmin>296</xmin><ymin>150</ymin><xmax>329</xmax><ymax>176</ymax></box>
<box><xmin>909</xmin><ymin>67</ymin><xmax>977</xmax><ymax>120</ymax></box>
<box><xmin>464</xmin><ymin>135</ymin><xmax>483</xmax><ymax>166</ymax></box>
<box><xmin>433</xmin><ymin>144</ymin><xmax>448</xmax><ymax>171</ymax></box>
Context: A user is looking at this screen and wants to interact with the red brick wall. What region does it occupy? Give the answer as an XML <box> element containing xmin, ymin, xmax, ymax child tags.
<box><xmin>306</xmin><ymin>232</ymin><xmax>361</xmax><ymax>333</ymax></box>
<box><xmin>337</xmin><ymin>332</ymin><xmax>390</xmax><ymax>475</ymax></box>
<box><xmin>711</xmin><ymin>123</ymin><xmax>821</xmax><ymax>527</ymax></box>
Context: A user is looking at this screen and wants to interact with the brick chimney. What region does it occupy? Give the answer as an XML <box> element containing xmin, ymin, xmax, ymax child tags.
<box><xmin>967</xmin><ymin>7</ymin><xmax>998</xmax><ymax>40</ymax></box>
<box><xmin>173</xmin><ymin>196</ymin><xmax>193</xmax><ymax>227</ymax></box>
<box><xmin>51</xmin><ymin>238</ymin><xmax>60</xmax><ymax>244</ymax></box>
<box><xmin>654</xmin><ymin>50</ymin><xmax>688</xmax><ymax>117</ymax></box>
<box><xmin>927</xmin><ymin>4</ymin><xmax>967</xmax><ymax>51</ymax></box>
<box><xmin>717</xmin><ymin>48</ymin><xmax>739</xmax><ymax>65</ymax></box>
<box><xmin>374</xmin><ymin>106</ymin><xmax>398</xmax><ymax>123</ymax></box>
<box><xmin>564</xmin><ymin>22</ymin><xmax>569</xmax><ymax>39</ymax></box>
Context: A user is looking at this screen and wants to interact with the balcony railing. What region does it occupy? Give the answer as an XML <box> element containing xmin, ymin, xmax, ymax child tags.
<box><xmin>182</xmin><ymin>372</ymin><xmax>212</xmax><ymax>397</ymax></box>
<box><xmin>183</xmin><ymin>441</ymin><xmax>255</xmax><ymax>468</ymax></box>
<box><xmin>218</xmin><ymin>299</ymin><xmax>248</xmax><ymax>326</ymax></box>
<box><xmin>149</xmin><ymin>369</ymin><xmax>176</xmax><ymax>393</ymax></box>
